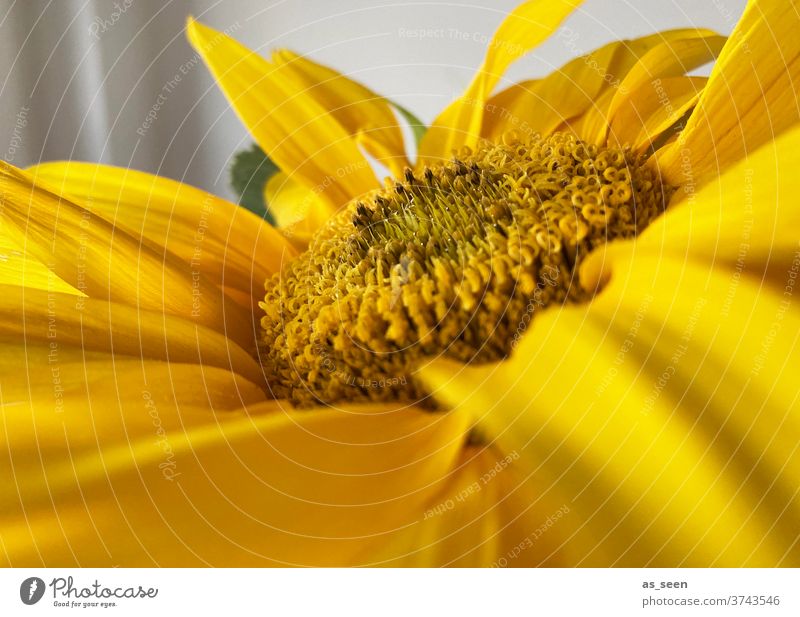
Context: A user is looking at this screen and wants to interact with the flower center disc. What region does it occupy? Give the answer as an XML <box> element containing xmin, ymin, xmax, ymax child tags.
<box><xmin>261</xmin><ymin>132</ymin><xmax>672</xmax><ymax>406</ymax></box>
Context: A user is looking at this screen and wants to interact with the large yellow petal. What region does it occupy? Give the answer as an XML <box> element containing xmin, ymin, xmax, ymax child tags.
<box><xmin>418</xmin><ymin>0</ymin><xmax>582</xmax><ymax>162</ymax></box>
<box><xmin>28</xmin><ymin>162</ymin><xmax>296</xmax><ymax>306</ymax></box>
<box><xmin>0</xmin><ymin>344</ymin><xmax>267</xmax><ymax>456</ymax></box>
<box><xmin>0</xmin><ymin>285</ymin><xmax>264</xmax><ymax>385</ymax></box>
<box><xmin>1</xmin><ymin>401</ymin><xmax>470</xmax><ymax>566</ymax></box>
<box><xmin>187</xmin><ymin>19</ymin><xmax>378</xmax><ymax>208</ymax></box>
<box><xmin>656</xmin><ymin>0</ymin><xmax>800</xmax><ymax>184</ymax></box>
<box><xmin>0</xmin><ymin>162</ymin><xmax>253</xmax><ymax>347</ymax></box>
<box><xmin>271</xmin><ymin>50</ymin><xmax>410</xmax><ymax>177</ymax></box>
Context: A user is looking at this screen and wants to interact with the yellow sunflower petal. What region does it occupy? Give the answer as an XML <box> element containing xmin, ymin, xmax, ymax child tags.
<box><xmin>271</xmin><ymin>50</ymin><xmax>410</xmax><ymax>177</ymax></box>
<box><xmin>567</xmin><ymin>86</ymin><xmax>617</xmax><ymax>143</ymax></box>
<box><xmin>635</xmin><ymin>122</ymin><xmax>800</xmax><ymax>286</ymax></box>
<box><xmin>0</xmin><ymin>230</ymin><xmax>81</xmax><ymax>295</ymax></box>
<box><xmin>264</xmin><ymin>172</ymin><xmax>335</xmax><ymax>249</ymax></box>
<box><xmin>602</xmin><ymin>33</ymin><xmax>726</xmax><ymax>144</ymax></box>
<box><xmin>28</xmin><ymin>162</ymin><xmax>296</xmax><ymax>303</ymax></box>
<box><xmin>364</xmin><ymin>446</ymin><xmax>570</xmax><ymax>566</ymax></box>
<box><xmin>0</xmin><ymin>285</ymin><xmax>264</xmax><ymax>385</ymax></box>
<box><xmin>480</xmin><ymin>78</ymin><xmax>540</xmax><ymax>139</ymax></box>
<box><xmin>480</xmin><ymin>29</ymin><xmax>717</xmax><ymax>143</ymax></box>
<box><xmin>187</xmin><ymin>19</ymin><xmax>378</xmax><ymax>208</ymax></box>
<box><xmin>418</xmin><ymin>0</ymin><xmax>583</xmax><ymax>162</ymax></box>
<box><xmin>0</xmin><ymin>162</ymin><xmax>253</xmax><ymax>346</ymax></box>
<box><xmin>656</xmin><ymin>0</ymin><xmax>800</xmax><ymax>184</ymax></box>
<box><xmin>608</xmin><ymin>76</ymin><xmax>706</xmax><ymax>151</ymax></box>
<box><xmin>0</xmin><ymin>344</ymin><xmax>267</xmax><ymax>456</ymax></box>
<box><xmin>1</xmin><ymin>402</ymin><xmax>469</xmax><ymax>566</ymax></box>
<box><xmin>480</xmin><ymin>46</ymin><xmax>619</xmax><ymax>141</ymax></box>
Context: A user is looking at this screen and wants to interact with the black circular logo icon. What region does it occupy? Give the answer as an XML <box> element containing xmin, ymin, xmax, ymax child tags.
<box><xmin>20</xmin><ymin>577</ymin><xmax>45</xmax><ymax>605</ymax></box>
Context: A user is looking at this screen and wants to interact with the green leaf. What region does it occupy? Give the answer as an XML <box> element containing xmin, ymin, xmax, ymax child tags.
<box><xmin>229</xmin><ymin>143</ymin><xmax>279</xmax><ymax>223</ymax></box>
<box><xmin>391</xmin><ymin>102</ymin><xmax>427</xmax><ymax>147</ymax></box>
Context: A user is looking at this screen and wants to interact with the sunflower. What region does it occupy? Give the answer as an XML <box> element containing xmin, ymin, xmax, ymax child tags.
<box><xmin>1</xmin><ymin>0</ymin><xmax>799</xmax><ymax>567</ymax></box>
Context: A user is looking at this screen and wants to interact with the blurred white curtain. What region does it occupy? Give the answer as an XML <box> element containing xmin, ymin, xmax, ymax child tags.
<box><xmin>0</xmin><ymin>0</ymin><xmax>745</xmax><ymax>201</ymax></box>
<box><xmin>0</xmin><ymin>0</ymin><xmax>246</xmax><ymax>199</ymax></box>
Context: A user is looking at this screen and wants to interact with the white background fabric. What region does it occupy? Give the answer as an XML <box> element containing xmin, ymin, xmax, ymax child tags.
<box><xmin>0</xmin><ymin>0</ymin><xmax>746</xmax><ymax>201</ymax></box>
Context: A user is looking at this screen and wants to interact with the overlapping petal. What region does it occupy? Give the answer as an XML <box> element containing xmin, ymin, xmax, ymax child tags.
<box><xmin>634</xmin><ymin>123</ymin><xmax>800</xmax><ymax>284</ymax></box>
<box><xmin>28</xmin><ymin>162</ymin><xmax>296</xmax><ymax>308</ymax></box>
<box><xmin>657</xmin><ymin>0</ymin><xmax>800</xmax><ymax>184</ymax></box>
<box><xmin>418</xmin><ymin>0</ymin><xmax>583</xmax><ymax>162</ymax></box>
<box><xmin>0</xmin><ymin>285</ymin><xmax>264</xmax><ymax>384</ymax></box>
<box><xmin>187</xmin><ymin>19</ymin><xmax>379</xmax><ymax>209</ymax></box>
<box><xmin>608</xmin><ymin>76</ymin><xmax>706</xmax><ymax>151</ymax></box>
<box><xmin>601</xmin><ymin>33</ymin><xmax>725</xmax><ymax>144</ymax></box>
<box><xmin>0</xmin><ymin>162</ymin><xmax>254</xmax><ymax>347</ymax></box>
<box><xmin>363</xmin><ymin>446</ymin><xmax>570</xmax><ymax>566</ymax></box>
<box><xmin>264</xmin><ymin>172</ymin><xmax>335</xmax><ymax>249</ymax></box>
<box><xmin>481</xmin><ymin>29</ymin><xmax>718</xmax><ymax>145</ymax></box>
<box><xmin>1</xmin><ymin>402</ymin><xmax>469</xmax><ymax>566</ymax></box>
<box><xmin>270</xmin><ymin>50</ymin><xmax>411</xmax><ymax>177</ymax></box>
<box><xmin>0</xmin><ymin>231</ymin><xmax>81</xmax><ymax>295</ymax></box>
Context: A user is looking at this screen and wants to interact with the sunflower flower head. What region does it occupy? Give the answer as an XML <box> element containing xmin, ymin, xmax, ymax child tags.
<box><xmin>2</xmin><ymin>0</ymin><xmax>800</xmax><ymax>568</ymax></box>
<box><xmin>261</xmin><ymin>131</ymin><xmax>673</xmax><ymax>405</ymax></box>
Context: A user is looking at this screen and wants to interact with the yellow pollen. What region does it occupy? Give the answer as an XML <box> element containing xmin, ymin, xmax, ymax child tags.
<box><xmin>260</xmin><ymin>131</ymin><xmax>673</xmax><ymax>406</ymax></box>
